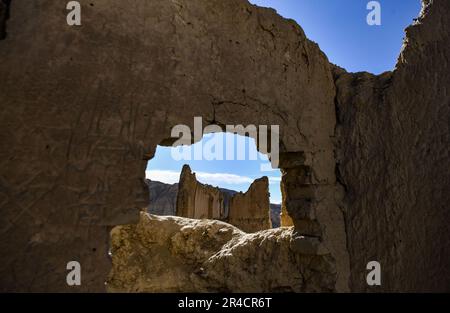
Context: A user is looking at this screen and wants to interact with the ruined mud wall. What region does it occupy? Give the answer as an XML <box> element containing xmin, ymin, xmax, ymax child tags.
<box><xmin>176</xmin><ymin>165</ymin><xmax>227</xmax><ymax>220</ymax></box>
<box><xmin>176</xmin><ymin>165</ymin><xmax>271</xmax><ymax>232</ymax></box>
<box><xmin>334</xmin><ymin>0</ymin><xmax>450</xmax><ymax>292</ymax></box>
<box><xmin>0</xmin><ymin>0</ymin><xmax>363</xmax><ymax>293</ymax></box>
<box><xmin>227</xmin><ymin>176</ymin><xmax>272</xmax><ymax>232</ymax></box>
<box><xmin>2</xmin><ymin>0</ymin><xmax>339</xmax><ymax>291</ymax></box>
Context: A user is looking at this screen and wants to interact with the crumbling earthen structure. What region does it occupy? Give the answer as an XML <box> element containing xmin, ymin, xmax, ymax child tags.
<box><xmin>176</xmin><ymin>165</ymin><xmax>228</xmax><ymax>220</ymax></box>
<box><xmin>0</xmin><ymin>0</ymin><xmax>448</xmax><ymax>292</ymax></box>
<box><xmin>176</xmin><ymin>165</ymin><xmax>271</xmax><ymax>232</ymax></box>
<box><xmin>227</xmin><ymin>176</ymin><xmax>272</xmax><ymax>232</ymax></box>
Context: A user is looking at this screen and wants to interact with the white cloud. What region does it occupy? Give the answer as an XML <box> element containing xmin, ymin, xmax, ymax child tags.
<box><xmin>146</xmin><ymin>169</ymin><xmax>254</xmax><ymax>186</ymax></box>
<box><xmin>268</xmin><ymin>176</ymin><xmax>281</xmax><ymax>184</ymax></box>
<box><xmin>196</xmin><ymin>172</ymin><xmax>254</xmax><ymax>185</ymax></box>
<box><xmin>145</xmin><ymin>170</ymin><xmax>181</xmax><ymax>184</ymax></box>
<box><xmin>146</xmin><ymin>169</ymin><xmax>281</xmax><ymax>187</ymax></box>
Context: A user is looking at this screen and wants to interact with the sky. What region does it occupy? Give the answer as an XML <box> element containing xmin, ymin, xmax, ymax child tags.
<box><xmin>250</xmin><ymin>0</ymin><xmax>421</xmax><ymax>74</ymax></box>
<box><xmin>147</xmin><ymin>1</ymin><xmax>421</xmax><ymax>204</ymax></box>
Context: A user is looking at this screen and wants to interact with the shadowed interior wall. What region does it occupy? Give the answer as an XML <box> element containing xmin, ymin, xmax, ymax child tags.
<box><xmin>334</xmin><ymin>0</ymin><xmax>450</xmax><ymax>292</ymax></box>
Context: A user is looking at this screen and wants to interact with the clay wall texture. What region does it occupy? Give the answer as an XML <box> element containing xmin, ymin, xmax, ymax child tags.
<box><xmin>0</xmin><ymin>0</ymin><xmax>448</xmax><ymax>292</ymax></box>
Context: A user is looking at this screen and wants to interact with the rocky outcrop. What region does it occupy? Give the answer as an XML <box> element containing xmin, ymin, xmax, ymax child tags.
<box><xmin>228</xmin><ymin>176</ymin><xmax>272</xmax><ymax>232</ymax></box>
<box><xmin>107</xmin><ymin>212</ymin><xmax>336</xmax><ymax>292</ymax></box>
<box><xmin>176</xmin><ymin>165</ymin><xmax>272</xmax><ymax>232</ymax></box>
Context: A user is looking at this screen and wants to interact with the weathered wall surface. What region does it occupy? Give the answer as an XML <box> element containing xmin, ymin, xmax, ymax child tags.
<box><xmin>228</xmin><ymin>176</ymin><xmax>272</xmax><ymax>232</ymax></box>
<box><xmin>0</xmin><ymin>0</ymin><xmax>447</xmax><ymax>292</ymax></box>
<box><xmin>1</xmin><ymin>0</ymin><xmax>341</xmax><ymax>291</ymax></box>
<box><xmin>107</xmin><ymin>212</ymin><xmax>336</xmax><ymax>292</ymax></box>
<box><xmin>335</xmin><ymin>0</ymin><xmax>450</xmax><ymax>292</ymax></box>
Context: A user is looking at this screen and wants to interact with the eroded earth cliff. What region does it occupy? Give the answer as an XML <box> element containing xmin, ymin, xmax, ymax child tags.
<box><xmin>176</xmin><ymin>164</ymin><xmax>229</xmax><ymax>220</ymax></box>
<box><xmin>176</xmin><ymin>164</ymin><xmax>272</xmax><ymax>232</ymax></box>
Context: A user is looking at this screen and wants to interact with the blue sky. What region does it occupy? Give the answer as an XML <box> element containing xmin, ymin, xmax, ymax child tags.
<box><xmin>250</xmin><ymin>0</ymin><xmax>421</xmax><ymax>74</ymax></box>
<box><xmin>147</xmin><ymin>1</ymin><xmax>421</xmax><ymax>204</ymax></box>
